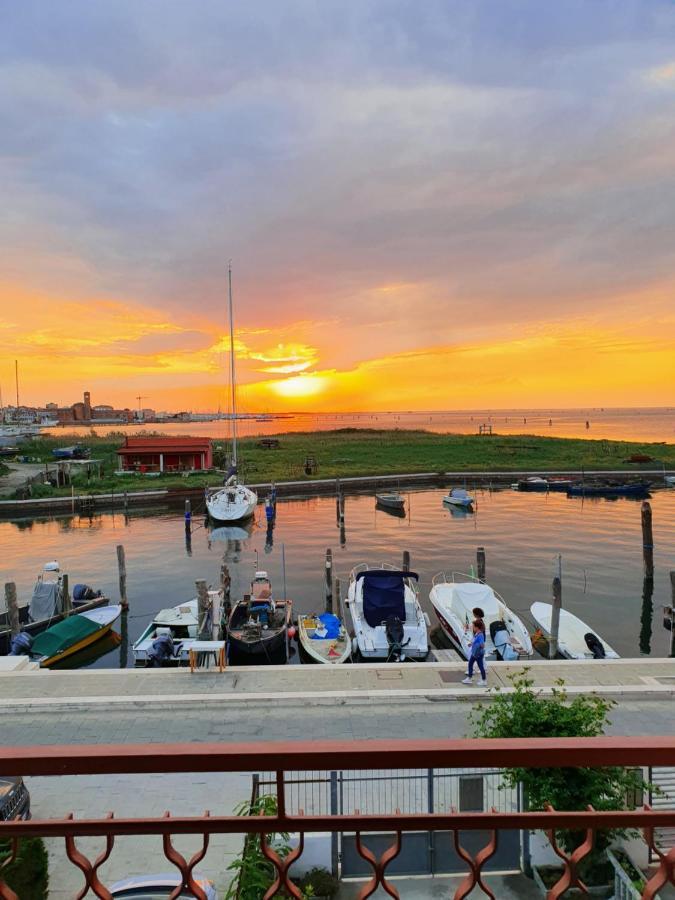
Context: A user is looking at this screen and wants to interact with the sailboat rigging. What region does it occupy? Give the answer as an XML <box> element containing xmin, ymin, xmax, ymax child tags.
<box><xmin>205</xmin><ymin>265</ymin><xmax>258</xmax><ymax>523</ymax></box>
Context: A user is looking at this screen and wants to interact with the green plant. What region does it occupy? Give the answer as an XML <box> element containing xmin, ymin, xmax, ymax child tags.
<box><xmin>0</xmin><ymin>837</ymin><xmax>49</xmax><ymax>899</ymax></box>
<box><xmin>225</xmin><ymin>794</ymin><xmax>292</xmax><ymax>900</ymax></box>
<box><xmin>295</xmin><ymin>866</ymin><xmax>339</xmax><ymax>897</ymax></box>
<box><xmin>470</xmin><ymin>671</ymin><xmax>649</xmax><ymax>880</ymax></box>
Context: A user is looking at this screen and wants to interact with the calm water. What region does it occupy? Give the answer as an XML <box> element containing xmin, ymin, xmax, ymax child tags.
<box><xmin>2</xmin><ymin>487</ymin><xmax>674</xmax><ymax>666</ymax></box>
<box><xmin>44</xmin><ymin>406</ymin><xmax>675</xmax><ymax>443</ymax></box>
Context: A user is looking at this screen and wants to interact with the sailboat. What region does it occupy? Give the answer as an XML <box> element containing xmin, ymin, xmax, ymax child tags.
<box><xmin>206</xmin><ymin>266</ymin><xmax>258</xmax><ymax>523</ymax></box>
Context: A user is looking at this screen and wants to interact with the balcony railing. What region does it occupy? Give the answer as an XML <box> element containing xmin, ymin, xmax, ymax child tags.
<box><xmin>1</xmin><ymin>737</ymin><xmax>674</xmax><ymax>899</ymax></box>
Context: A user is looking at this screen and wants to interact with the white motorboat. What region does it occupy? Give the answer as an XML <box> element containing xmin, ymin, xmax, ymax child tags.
<box><xmin>206</xmin><ymin>265</ymin><xmax>258</xmax><ymax>523</ymax></box>
<box><xmin>132</xmin><ymin>590</ymin><xmax>224</xmax><ymax>666</ymax></box>
<box><xmin>442</xmin><ymin>488</ymin><xmax>474</xmax><ymax>508</ymax></box>
<box><xmin>375</xmin><ymin>492</ymin><xmax>405</xmax><ymax>511</ymax></box>
<box><xmin>430</xmin><ymin>573</ymin><xmax>533</xmax><ymax>661</ymax></box>
<box><xmin>530</xmin><ymin>602</ymin><xmax>619</xmax><ymax>660</ymax></box>
<box><xmin>298</xmin><ymin>613</ymin><xmax>351</xmax><ymax>664</ymax></box>
<box><xmin>345</xmin><ymin>564</ymin><xmax>429</xmax><ymax>661</ymax></box>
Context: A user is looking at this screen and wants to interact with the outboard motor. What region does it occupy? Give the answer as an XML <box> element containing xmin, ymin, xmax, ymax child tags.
<box><xmin>72</xmin><ymin>584</ymin><xmax>102</xmax><ymax>604</ymax></box>
<box><xmin>384</xmin><ymin>615</ymin><xmax>410</xmax><ymax>662</ymax></box>
<box><xmin>146</xmin><ymin>634</ymin><xmax>177</xmax><ymax>668</ymax></box>
<box><xmin>9</xmin><ymin>633</ymin><xmax>33</xmax><ymax>656</ymax></box>
<box><xmin>584</xmin><ymin>632</ymin><xmax>606</xmax><ymax>659</ymax></box>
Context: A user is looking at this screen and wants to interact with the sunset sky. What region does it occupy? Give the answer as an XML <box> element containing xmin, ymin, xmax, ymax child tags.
<box><xmin>1</xmin><ymin>1</ymin><xmax>674</xmax><ymax>412</ymax></box>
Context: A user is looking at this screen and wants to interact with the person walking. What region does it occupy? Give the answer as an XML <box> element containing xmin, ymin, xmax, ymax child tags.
<box><xmin>462</xmin><ymin>619</ymin><xmax>487</xmax><ymax>687</ymax></box>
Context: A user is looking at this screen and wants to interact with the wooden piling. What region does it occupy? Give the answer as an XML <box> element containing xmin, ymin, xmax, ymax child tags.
<box><xmin>5</xmin><ymin>583</ymin><xmax>20</xmax><ymax>638</ymax></box>
<box><xmin>61</xmin><ymin>573</ymin><xmax>72</xmax><ymax>616</ymax></box>
<box><xmin>476</xmin><ymin>547</ymin><xmax>486</xmax><ymax>583</ymax></box>
<box><xmin>670</xmin><ymin>572</ymin><xmax>675</xmax><ymax>658</ymax></box>
<box><xmin>549</xmin><ymin>575</ymin><xmax>562</xmax><ymax>660</ymax></box>
<box><xmin>325</xmin><ymin>548</ymin><xmax>333</xmax><ymax>612</ymax></box>
<box><xmin>116</xmin><ymin>544</ymin><xmax>128</xmax><ymax>611</ymax></box>
<box><xmin>402</xmin><ymin>550</ymin><xmax>410</xmax><ymax>572</ymax></box>
<box><xmin>641</xmin><ymin>501</ymin><xmax>654</xmax><ymax>579</ymax></box>
<box><xmin>335</xmin><ymin>577</ymin><xmax>341</xmax><ymax>613</ymax></box>
<box><xmin>196</xmin><ymin>579</ymin><xmax>211</xmax><ymax>641</ymax></box>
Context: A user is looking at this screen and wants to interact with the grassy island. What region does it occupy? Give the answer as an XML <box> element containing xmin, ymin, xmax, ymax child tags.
<box><xmin>4</xmin><ymin>429</ymin><xmax>674</xmax><ymax>500</ymax></box>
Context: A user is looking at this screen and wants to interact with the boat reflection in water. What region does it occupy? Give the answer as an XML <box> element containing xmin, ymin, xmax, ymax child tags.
<box><xmin>50</xmin><ymin>630</ymin><xmax>122</xmax><ymax>670</ymax></box>
<box><xmin>206</xmin><ymin>518</ymin><xmax>255</xmax><ymax>563</ymax></box>
<box><xmin>375</xmin><ymin>500</ymin><xmax>406</xmax><ymax>518</ymax></box>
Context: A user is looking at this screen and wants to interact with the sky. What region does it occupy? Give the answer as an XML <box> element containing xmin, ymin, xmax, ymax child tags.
<box><xmin>1</xmin><ymin>0</ymin><xmax>674</xmax><ymax>413</ymax></box>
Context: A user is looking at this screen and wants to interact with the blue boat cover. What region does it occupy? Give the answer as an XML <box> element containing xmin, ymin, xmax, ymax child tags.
<box><xmin>311</xmin><ymin>613</ymin><xmax>341</xmax><ymax>640</ymax></box>
<box><xmin>358</xmin><ymin>570</ymin><xmax>418</xmax><ymax>628</ymax></box>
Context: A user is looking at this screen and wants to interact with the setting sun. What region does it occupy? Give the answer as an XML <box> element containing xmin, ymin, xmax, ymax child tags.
<box><xmin>271</xmin><ymin>373</ymin><xmax>329</xmax><ymax>399</ymax></box>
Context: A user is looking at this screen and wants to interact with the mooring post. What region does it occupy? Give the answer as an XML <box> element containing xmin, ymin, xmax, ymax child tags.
<box><xmin>196</xmin><ymin>579</ymin><xmax>211</xmax><ymax>641</ymax></box>
<box><xmin>116</xmin><ymin>544</ymin><xmax>128</xmax><ymax>611</ymax></box>
<box><xmin>61</xmin><ymin>573</ymin><xmax>72</xmax><ymax>616</ymax></box>
<box><xmin>641</xmin><ymin>501</ymin><xmax>654</xmax><ymax>579</ymax></box>
<box><xmin>402</xmin><ymin>550</ymin><xmax>410</xmax><ymax>572</ymax></box>
<box><xmin>5</xmin><ymin>583</ymin><xmax>20</xmax><ymax>638</ymax></box>
<box><xmin>670</xmin><ymin>571</ymin><xmax>675</xmax><ymax>658</ymax></box>
<box><xmin>325</xmin><ymin>548</ymin><xmax>333</xmax><ymax>612</ymax></box>
<box><xmin>477</xmin><ymin>547</ymin><xmax>486</xmax><ymax>583</ymax></box>
<box><xmin>549</xmin><ymin>572</ymin><xmax>562</xmax><ymax>660</ymax></box>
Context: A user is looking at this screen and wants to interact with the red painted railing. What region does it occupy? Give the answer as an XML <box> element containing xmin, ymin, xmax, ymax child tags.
<box><xmin>1</xmin><ymin>737</ymin><xmax>674</xmax><ymax>899</ymax></box>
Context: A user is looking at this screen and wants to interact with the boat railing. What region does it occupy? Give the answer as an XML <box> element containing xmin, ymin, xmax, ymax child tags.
<box><xmin>349</xmin><ymin>561</ymin><xmax>399</xmax><ymax>579</ymax></box>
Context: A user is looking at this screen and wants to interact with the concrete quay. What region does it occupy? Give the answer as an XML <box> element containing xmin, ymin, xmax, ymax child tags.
<box><xmin>1</xmin><ymin>657</ymin><xmax>675</xmax><ymax>713</ymax></box>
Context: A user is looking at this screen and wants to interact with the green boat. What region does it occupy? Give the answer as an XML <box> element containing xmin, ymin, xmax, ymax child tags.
<box><xmin>29</xmin><ymin>606</ymin><xmax>122</xmax><ymax>667</ymax></box>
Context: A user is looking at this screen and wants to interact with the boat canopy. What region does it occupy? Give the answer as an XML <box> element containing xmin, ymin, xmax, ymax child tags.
<box><xmin>358</xmin><ymin>570</ymin><xmax>418</xmax><ymax>628</ymax></box>
<box><xmin>31</xmin><ymin>615</ymin><xmax>101</xmax><ymax>658</ymax></box>
<box><xmin>449</xmin><ymin>582</ymin><xmax>499</xmax><ymax>616</ymax></box>
<box><xmin>29</xmin><ymin>581</ymin><xmax>61</xmax><ymax>622</ymax></box>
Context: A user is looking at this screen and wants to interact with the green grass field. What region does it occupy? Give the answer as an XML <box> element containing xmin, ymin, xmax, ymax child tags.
<box><xmin>7</xmin><ymin>428</ymin><xmax>674</xmax><ymax>499</ymax></box>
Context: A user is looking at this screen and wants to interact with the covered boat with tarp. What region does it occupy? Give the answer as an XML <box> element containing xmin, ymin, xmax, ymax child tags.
<box><xmin>25</xmin><ymin>606</ymin><xmax>122</xmax><ymax>667</ymax></box>
<box><xmin>346</xmin><ymin>564</ymin><xmax>429</xmax><ymax>661</ymax></box>
<box><xmin>298</xmin><ymin>612</ymin><xmax>351</xmax><ymax>664</ymax></box>
<box><xmin>0</xmin><ymin>562</ymin><xmax>108</xmax><ymax>654</ymax></box>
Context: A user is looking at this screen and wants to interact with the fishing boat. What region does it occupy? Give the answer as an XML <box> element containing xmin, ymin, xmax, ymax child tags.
<box><xmin>132</xmin><ymin>590</ymin><xmax>225</xmax><ymax>667</ymax></box>
<box><xmin>0</xmin><ymin>562</ymin><xmax>108</xmax><ymax>655</ymax></box>
<box><xmin>23</xmin><ymin>605</ymin><xmax>122</xmax><ymax>667</ymax></box>
<box><xmin>227</xmin><ymin>571</ymin><xmax>291</xmax><ymax>659</ymax></box>
<box><xmin>206</xmin><ymin>265</ymin><xmax>258</xmax><ymax>523</ymax></box>
<box><xmin>442</xmin><ymin>488</ymin><xmax>474</xmax><ymax>508</ymax></box>
<box><xmin>297</xmin><ymin>613</ymin><xmax>351</xmax><ymax>664</ymax></box>
<box><xmin>345</xmin><ymin>564</ymin><xmax>429</xmax><ymax>661</ymax></box>
<box><xmin>429</xmin><ymin>573</ymin><xmax>533</xmax><ymax>661</ymax></box>
<box><xmin>566</xmin><ymin>481</ymin><xmax>650</xmax><ymax>498</ymax></box>
<box><xmin>375</xmin><ymin>492</ymin><xmax>405</xmax><ymax>512</ymax></box>
<box><xmin>530</xmin><ymin>602</ymin><xmax>619</xmax><ymax>660</ymax></box>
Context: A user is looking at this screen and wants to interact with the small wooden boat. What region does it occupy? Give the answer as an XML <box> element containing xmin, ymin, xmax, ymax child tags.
<box><xmin>530</xmin><ymin>602</ymin><xmax>619</xmax><ymax>660</ymax></box>
<box><xmin>375</xmin><ymin>492</ymin><xmax>405</xmax><ymax>511</ymax></box>
<box><xmin>443</xmin><ymin>488</ymin><xmax>474</xmax><ymax>508</ymax></box>
<box><xmin>298</xmin><ymin>613</ymin><xmax>351</xmax><ymax>664</ymax></box>
<box><xmin>132</xmin><ymin>590</ymin><xmax>225</xmax><ymax>666</ymax></box>
<box><xmin>227</xmin><ymin>571</ymin><xmax>291</xmax><ymax>659</ymax></box>
<box><xmin>26</xmin><ymin>605</ymin><xmax>122</xmax><ymax>667</ymax></box>
<box><xmin>567</xmin><ymin>481</ymin><xmax>650</xmax><ymax>498</ymax></box>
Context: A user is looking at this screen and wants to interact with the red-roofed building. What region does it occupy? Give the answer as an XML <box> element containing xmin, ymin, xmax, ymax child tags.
<box><xmin>117</xmin><ymin>437</ymin><xmax>213</xmax><ymax>473</ymax></box>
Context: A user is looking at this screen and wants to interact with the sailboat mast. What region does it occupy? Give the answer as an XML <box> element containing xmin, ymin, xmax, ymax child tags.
<box><xmin>15</xmin><ymin>360</ymin><xmax>19</xmax><ymax>409</ymax></box>
<box><xmin>228</xmin><ymin>264</ymin><xmax>238</xmax><ymax>469</ymax></box>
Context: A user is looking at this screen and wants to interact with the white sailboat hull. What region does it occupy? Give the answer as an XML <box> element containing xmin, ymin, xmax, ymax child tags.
<box><xmin>206</xmin><ymin>485</ymin><xmax>257</xmax><ymax>522</ymax></box>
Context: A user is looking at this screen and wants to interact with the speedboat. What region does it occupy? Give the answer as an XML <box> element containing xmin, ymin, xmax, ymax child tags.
<box><xmin>23</xmin><ymin>605</ymin><xmax>122</xmax><ymax>668</ymax></box>
<box><xmin>298</xmin><ymin>613</ymin><xmax>351</xmax><ymax>664</ymax></box>
<box><xmin>429</xmin><ymin>574</ymin><xmax>533</xmax><ymax>661</ymax></box>
<box><xmin>375</xmin><ymin>492</ymin><xmax>405</xmax><ymax>511</ymax></box>
<box><xmin>132</xmin><ymin>590</ymin><xmax>225</xmax><ymax>666</ymax></box>
<box><xmin>443</xmin><ymin>488</ymin><xmax>474</xmax><ymax>508</ymax></box>
<box><xmin>228</xmin><ymin>571</ymin><xmax>291</xmax><ymax>659</ymax></box>
<box><xmin>345</xmin><ymin>564</ymin><xmax>429</xmax><ymax>661</ymax></box>
<box><xmin>530</xmin><ymin>602</ymin><xmax>619</xmax><ymax>660</ymax></box>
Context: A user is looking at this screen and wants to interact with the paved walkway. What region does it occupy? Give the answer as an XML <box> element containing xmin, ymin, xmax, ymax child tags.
<box><xmin>1</xmin><ymin>658</ymin><xmax>675</xmax><ymax>712</ymax></box>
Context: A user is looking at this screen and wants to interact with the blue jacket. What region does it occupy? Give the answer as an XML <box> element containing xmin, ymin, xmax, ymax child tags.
<box><xmin>470</xmin><ymin>631</ymin><xmax>485</xmax><ymax>656</ymax></box>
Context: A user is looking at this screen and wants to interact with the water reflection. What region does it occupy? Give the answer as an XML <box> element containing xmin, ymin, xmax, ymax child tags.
<box><xmin>2</xmin><ymin>488</ymin><xmax>675</xmax><ymax>666</ymax></box>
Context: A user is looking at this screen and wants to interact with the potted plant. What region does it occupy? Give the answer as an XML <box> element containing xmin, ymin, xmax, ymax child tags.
<box><xmin>470</xmin><ymin>671</ymin><xmax>650</xmax><ymax>898</ymax></box>
<box><xmin>294</xmin><ymin>867</ymin><xmax>340</xmax><ymax>899</ymax></box>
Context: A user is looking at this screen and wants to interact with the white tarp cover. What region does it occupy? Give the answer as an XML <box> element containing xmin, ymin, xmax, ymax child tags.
<box><xmin>450</xmin><ymin>581</ymin><xmax>499</xmax><ymax>616</ymax></box>
<box><xmin>28</xmin><ymin>581</ymin><xmax>61</xmax><ymax>622</ymax></box>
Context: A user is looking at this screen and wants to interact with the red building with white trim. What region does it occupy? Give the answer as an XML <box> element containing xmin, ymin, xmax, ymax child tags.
<box><xmin>117</xmin><ymin>437</ymin><xmax>213</xmax><ymax>473</ymax></box>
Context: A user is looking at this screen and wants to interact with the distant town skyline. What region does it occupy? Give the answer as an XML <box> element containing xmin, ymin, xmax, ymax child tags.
<box><xmin>1</xmin><ymin>1</ymin><xmax>674</xmax><ymax>411</ymax></box>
